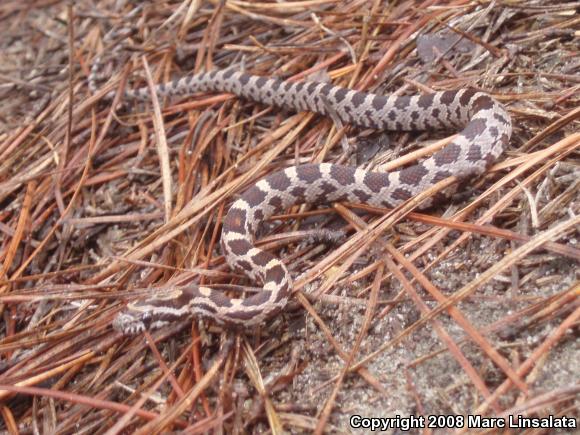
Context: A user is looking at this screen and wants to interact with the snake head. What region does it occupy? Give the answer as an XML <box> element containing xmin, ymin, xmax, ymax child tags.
<box><xmin>113</xmin><ymin>308</ymin><xmax>173</xmax><ymax>334</ymax></box>
<box><xmin>112</xmin><ymin>311</ymin><xmax>149</xmax><ymax>335</ymax></box>
<box><xmin>113</xmin><ymin>288</ymin><xmax>195</xmax><ymax>334</ymax></box>
<box><xmin>113</xmin><ymin>308</ymin><xmax>179</xmax><ymax>335</ymax></box>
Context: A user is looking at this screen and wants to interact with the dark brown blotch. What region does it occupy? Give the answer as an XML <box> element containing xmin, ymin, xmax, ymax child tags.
<box><xmin>320</xmin><ymin>83</ymin><xmax>333</xmax><ymax>96</ymax></box>
<box><xmin>500</xmin><ymin>133</ymin><xmax>510</xmax><ymax>147</ymax></box>
<box><xmin>459</xmin><ymin>89</ymin><xmax>477</xmax><ymax>107</ymax></box>
<box><xmin>242</xmin><ymin>290</ymin><xmax>272</xmax><ymax>307</ymax></box>
<box><xmin>227</xmin><ymin>239</ymin><xmax>253</xmax><ymax>257</ymax></box>
<box><xmin>417</xmin><ymin>94</ymin><xmax>434</xmax><ymax>109</ymax></box>
<box><xmin>255</xmin><ymin>77</ymin><xmax>267</xmax><ymax>87</ymax></box>
<box><xmin>319</xmin><ymin>180</ymin><xmax>337</xmax><ymax>195</ymax></box>
<box><xmin>290</xmin><ymin>186</ymin><xmax>307</xmax><ymax>198</ymax></box>
<box><xmin>268</xmin><ymin>196</ymin><xmax>283</xmax><ymax>209</ymax></box>
<box><xmin>440</xmin><ymin>91</ymin><xmax>456</xmax><ymax>106</ymax></box>
<box><xmin>433</xmin><ymin>170</ymin><xmax>452</xmax><ymax>182</ymax></box>
<box><xmin>251</xmin><ymin>250</ymin><xmax>273</xmax><ymax>267</ymax></box>
<box><xmin>222</xmin><ymin>69</ymin><xmax>235</xmax><ymax>79</ymax></box>
<box><xmin>466</xmin><ymin>144</ymin><xmax>482</xmax><ymax>162</ymax></box>
<box><xmin>494</xmin><ymin>112</ymin><xmax>509</xmax><ymax>125</ymax></box>
<box><xmin>315</xmin><ymin>181</ymin><xmax>342</xmax><ymax>204</ymax></box>
<box><xmin>372</xmin><ymin>95</ymin><xmax>388</xmax><ymax>111</ymax></box>
<box><xmin>353</xmin><ymin>189</ymin><xmax>371</xmax><ymax>202</ymax></box>
<box><xmin>296</xmin><ymin>165</ymin><xmax>322</xmax><ymax>183</ymax></box>
<box><xmin>392</xmin><ymin>187</ymin><xmax>412</xmax><ymax>201</ymax></box>
<box><xmin>472</xmin><ymin>95</ymin><xmax>495</xmax><ymax>112</ymax></box>
<box><xmin>462</xmin><ymin>119</ymin><xmax>487</xmax><ymax>140</ymax></box>
<box><xmin>271</xmin><ymin>79</ymin><xmax>282</xmax><ymax>91</ymax></box>
<box><xmin>364</xmin><ymin>172</ymin><xmax>388</xmax><ymax>193</ymax></box>
<box><xmin>253</xmin><ymin>209</ymin><xmax>264</xmax><ymax>222</ymax></box>
<box><xmin>364</xmin><ymin>109</ymin><xmax>379</xmax><ymax>128</ymax></box>
<box><xmin>266</xmin><ymin>264</ymin><xmax>287</xmax><ymax>284</ymax></box>
<box><xmin>242</xmin><ymin>185</ymin><xmax>267</xmax><ymax>207</ymax></box>
<box><xmin>227</xmin><ymin>239</ymin><xmax>252</xmax><ymax>256</ymax></box>
<box><xmin>399</xmin><ymin>164</ymin><xmax>428</xmax><ymax>186</ymax></box>
<box><xmin>483</xmin><ymin>152</ymin><xmax>496</xmax><ymax>168</ymax></box>
<box><xmin>333</xmin><ymin>88</ymin><xmax>348</xmax><ymax>102</ymax></box>
<box><xmin>223</xmin><ymin>208</ymin><xmax>247</xmax><ymax>233</ymax></box>
<box><xmin>395</xmin><ymin>96</ymin><xmax>410</xmax><ymax>110</ymax></box>
<box><xmin>330</xmin><ymin>165</ymin><xmax>355</xmax><ymax>186</ymax></box>
<box><xmin>433</xmin><ymin>143</ymin><xmax>461</xmax><ymax>166</ymax></box>
<box><xmin>307</xmin><ymin>82</ymin><xmax>318</xmax><ymax>94</ymax></box>
<box><xmin>382</xmin><ymin>198</ymin><xmax>395</xmax><ymax>208</ymax></box>
<box><xmin>234</xmin><ymin>259</ymin><xmax>254</xmax><ymax>274</ymax></box>
<box><xmin>350</xmin><ymin>91</ymin><xmax>366</xmax><ymax>107</ymax></box>
<box><xmin>267</xmin><ymin>171</ymin><xmax>292</xmax><ymax>191</ymax></box>
<box><xmin>273</xmin><ymin>282</ymin><xmax>290</xmax><ymax>302</ymax></box>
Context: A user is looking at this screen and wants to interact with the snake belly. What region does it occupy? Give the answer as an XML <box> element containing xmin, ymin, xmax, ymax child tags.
<box><xmin>111</xmin><ymin>69</ymin><xmax>511</xmax><ymax>334</ymax></box>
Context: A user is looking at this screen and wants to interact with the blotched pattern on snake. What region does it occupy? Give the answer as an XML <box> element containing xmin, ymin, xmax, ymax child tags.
<box><xmin>106</xmin><ymin>69</ymin><xmax>511</xmax><ymax>334</ymax></box>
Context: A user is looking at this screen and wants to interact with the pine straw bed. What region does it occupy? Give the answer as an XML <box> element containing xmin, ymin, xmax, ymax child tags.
<box><xmin>0</xmin><ymin>1</ymin><xmax>579</xmax><ymax>434</ymax></box>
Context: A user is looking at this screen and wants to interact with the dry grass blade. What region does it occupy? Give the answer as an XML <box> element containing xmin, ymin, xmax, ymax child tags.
<box><xmin>142</xmin><ymin>56</ymin><xmax>173</xmax><ymax>223</ymax></box>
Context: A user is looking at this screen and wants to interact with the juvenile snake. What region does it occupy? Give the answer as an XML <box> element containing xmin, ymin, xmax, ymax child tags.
<box><xmin>109</xmin><ymin>69</ymin><xmax>512</xmax><ymax>334</ymax></box>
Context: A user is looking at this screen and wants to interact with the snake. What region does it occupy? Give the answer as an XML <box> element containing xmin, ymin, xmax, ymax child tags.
<box><xmin>108</xmin><ymin>68</ymin><xmax>512</xmax><ymax>334</ymax></box>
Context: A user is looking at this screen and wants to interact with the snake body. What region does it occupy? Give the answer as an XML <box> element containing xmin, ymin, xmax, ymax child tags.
<box><xmin>111</xmin><ymin>69</ymin><xmax>511</xmax><ymax>334</ymax></box>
